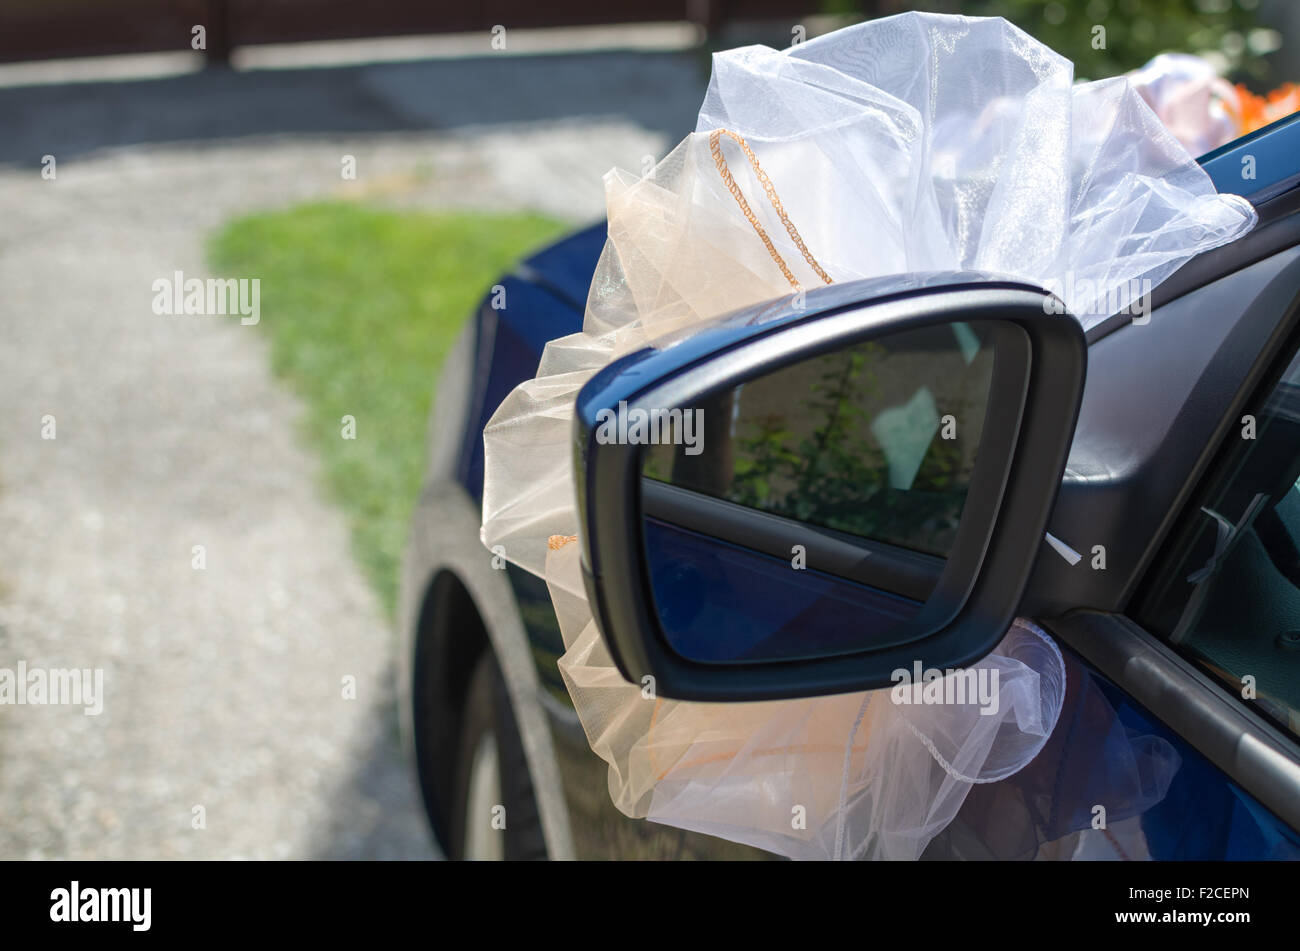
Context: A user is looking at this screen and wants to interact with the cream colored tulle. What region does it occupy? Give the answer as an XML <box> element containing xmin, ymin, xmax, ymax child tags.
<box><xmin>480</xmin><ymin>12</ymin><xmax>1253</xmax><ymax>859</ymax></box>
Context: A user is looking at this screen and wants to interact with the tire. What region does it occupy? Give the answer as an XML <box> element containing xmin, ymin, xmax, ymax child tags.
<box><xmin>449</xmin><ymin>651</ymin><xmax>548</xmax><ymax>860</ymax></box>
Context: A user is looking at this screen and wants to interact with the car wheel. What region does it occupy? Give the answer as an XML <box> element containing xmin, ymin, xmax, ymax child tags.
<box><xmin>450</xmin><ymin>651</ymin><xmax>548</xmax><ymax>860</ymax></box>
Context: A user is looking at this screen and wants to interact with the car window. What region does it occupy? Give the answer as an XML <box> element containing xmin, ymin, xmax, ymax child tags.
<box><xmin>1134</xmin><ymin>344</ymin><xmax>1300</xmax><ymax>739</ymax></box>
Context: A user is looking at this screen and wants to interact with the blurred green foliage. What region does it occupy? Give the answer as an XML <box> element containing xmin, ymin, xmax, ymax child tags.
<box><xmin>820</xmin><ymin>1</ymin><xmax>1278</xmax><ymax>85</ymax></box>
<box><xmin>967</xmin><ymin>0</ymin><xmax>1273</xmax><ymax>81</ymax></box>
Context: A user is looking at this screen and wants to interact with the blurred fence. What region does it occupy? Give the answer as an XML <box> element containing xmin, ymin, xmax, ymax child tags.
<box><xmin>0</xmin><ymin>0</ymin><xmax>867</xmax><ymax>63</ymax></box>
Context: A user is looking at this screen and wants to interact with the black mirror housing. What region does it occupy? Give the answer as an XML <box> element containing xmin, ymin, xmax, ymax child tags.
<box><xmin>574</xmin><ymin>276</ymin><xmax>1086</xmax><ymax>702</ymax></box>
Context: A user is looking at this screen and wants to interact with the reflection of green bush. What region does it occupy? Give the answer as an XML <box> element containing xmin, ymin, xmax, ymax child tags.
<box><xmin>729</xmin><ymin>344</ymin><xmax>966</xmax><ymax>555</ymax></box>
<box><xmin>822</xmin><ymin>1</ymin><xmax>1272</xmax><ymax>85</ymax></box>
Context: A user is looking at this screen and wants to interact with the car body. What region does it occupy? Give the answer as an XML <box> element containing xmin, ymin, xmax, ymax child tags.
<box><xmin>400</xmin><ymin>113</ymin><xmax>1300</xmax><ymax>860</ymax></box>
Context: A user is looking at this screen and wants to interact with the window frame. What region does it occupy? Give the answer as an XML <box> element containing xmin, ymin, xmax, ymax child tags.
<box><xmin>1129</xmin><ymin>306</ymin><xmax>1300</xmax><ymax>742</ymax></box>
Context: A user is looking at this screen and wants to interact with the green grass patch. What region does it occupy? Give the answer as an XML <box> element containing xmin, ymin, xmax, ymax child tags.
<box><xmin>209</xmin><ymin>202</ymin><xmax>567</xmax><ymax>616</ymax></box>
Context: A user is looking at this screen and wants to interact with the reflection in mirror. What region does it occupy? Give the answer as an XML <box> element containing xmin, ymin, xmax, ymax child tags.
<box><xmin>640</xmin><ymin>321</ymin><xmax>999</xmax><ymax>664</ymax></box>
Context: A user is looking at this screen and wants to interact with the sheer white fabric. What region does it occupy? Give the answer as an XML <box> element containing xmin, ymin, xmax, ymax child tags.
<box><xmin>480</xmin><ymin>12</ymin><xmax>1252</xmax><ymax>859</ymax></box>
<box><xmin>1129</xmin><ymin>53</ymin><xmax>1242</xmax><ymax>156</ymax></box>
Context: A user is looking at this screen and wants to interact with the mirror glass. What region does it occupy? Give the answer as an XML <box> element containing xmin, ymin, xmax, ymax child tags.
<box><xmin>639</xmin><ymin>320</ymin><xmax>1000</xmax><ymax>664</ymax></box>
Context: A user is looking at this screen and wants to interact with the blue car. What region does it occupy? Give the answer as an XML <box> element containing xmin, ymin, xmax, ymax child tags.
<box><xmin>400</xmin><ymin>113</ymin><xmax>1300</xmax><ymax>861</ymax></box>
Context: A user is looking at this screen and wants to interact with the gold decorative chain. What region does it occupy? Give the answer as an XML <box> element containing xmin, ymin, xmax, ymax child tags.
<box><xmin>708</xmin><ymin>128</ymin><xmax>833</xmax><ymax>293</ymax></box>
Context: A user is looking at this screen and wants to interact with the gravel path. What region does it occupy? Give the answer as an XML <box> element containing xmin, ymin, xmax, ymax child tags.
<box><xmin>0</xmin><ymin>52</ymin><xmax>690</xmax><ymax>858</ymax></box>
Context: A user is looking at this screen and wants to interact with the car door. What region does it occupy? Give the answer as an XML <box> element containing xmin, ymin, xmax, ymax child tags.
<box><xmin>1028</xmin><ymin>323</ymin><xmax>1300</xmax><ymax>857</ymax></box>
<box><xmin>1032</xmin><ymin>257</ymin><xmax>1300</xmax><ymax>860</ymax></box>
<box><xmin>511</xmin><ymin>116</ymin><xmax>1300</xmax><ymax>860</ymax></box>
<box><xmin>1099</xmin><ymin>327</ymin><xmax>1300</xmax><ymax>855</ymax></box>
<box><xmin>919</xmin><ymin>275</ymin><xmax>1300</xmax><ymax>859</ymax></box>
<box><xmin>921</xmin><ymin>116</ymin><xmax>1300</xmax><ymax>860</ymax></box>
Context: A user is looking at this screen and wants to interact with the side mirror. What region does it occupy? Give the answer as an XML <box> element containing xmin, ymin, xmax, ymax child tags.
<box><xmin>574</xmin><ymin>277</ymin><xmax>1085</xmax><ymax>701</ymax></box>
